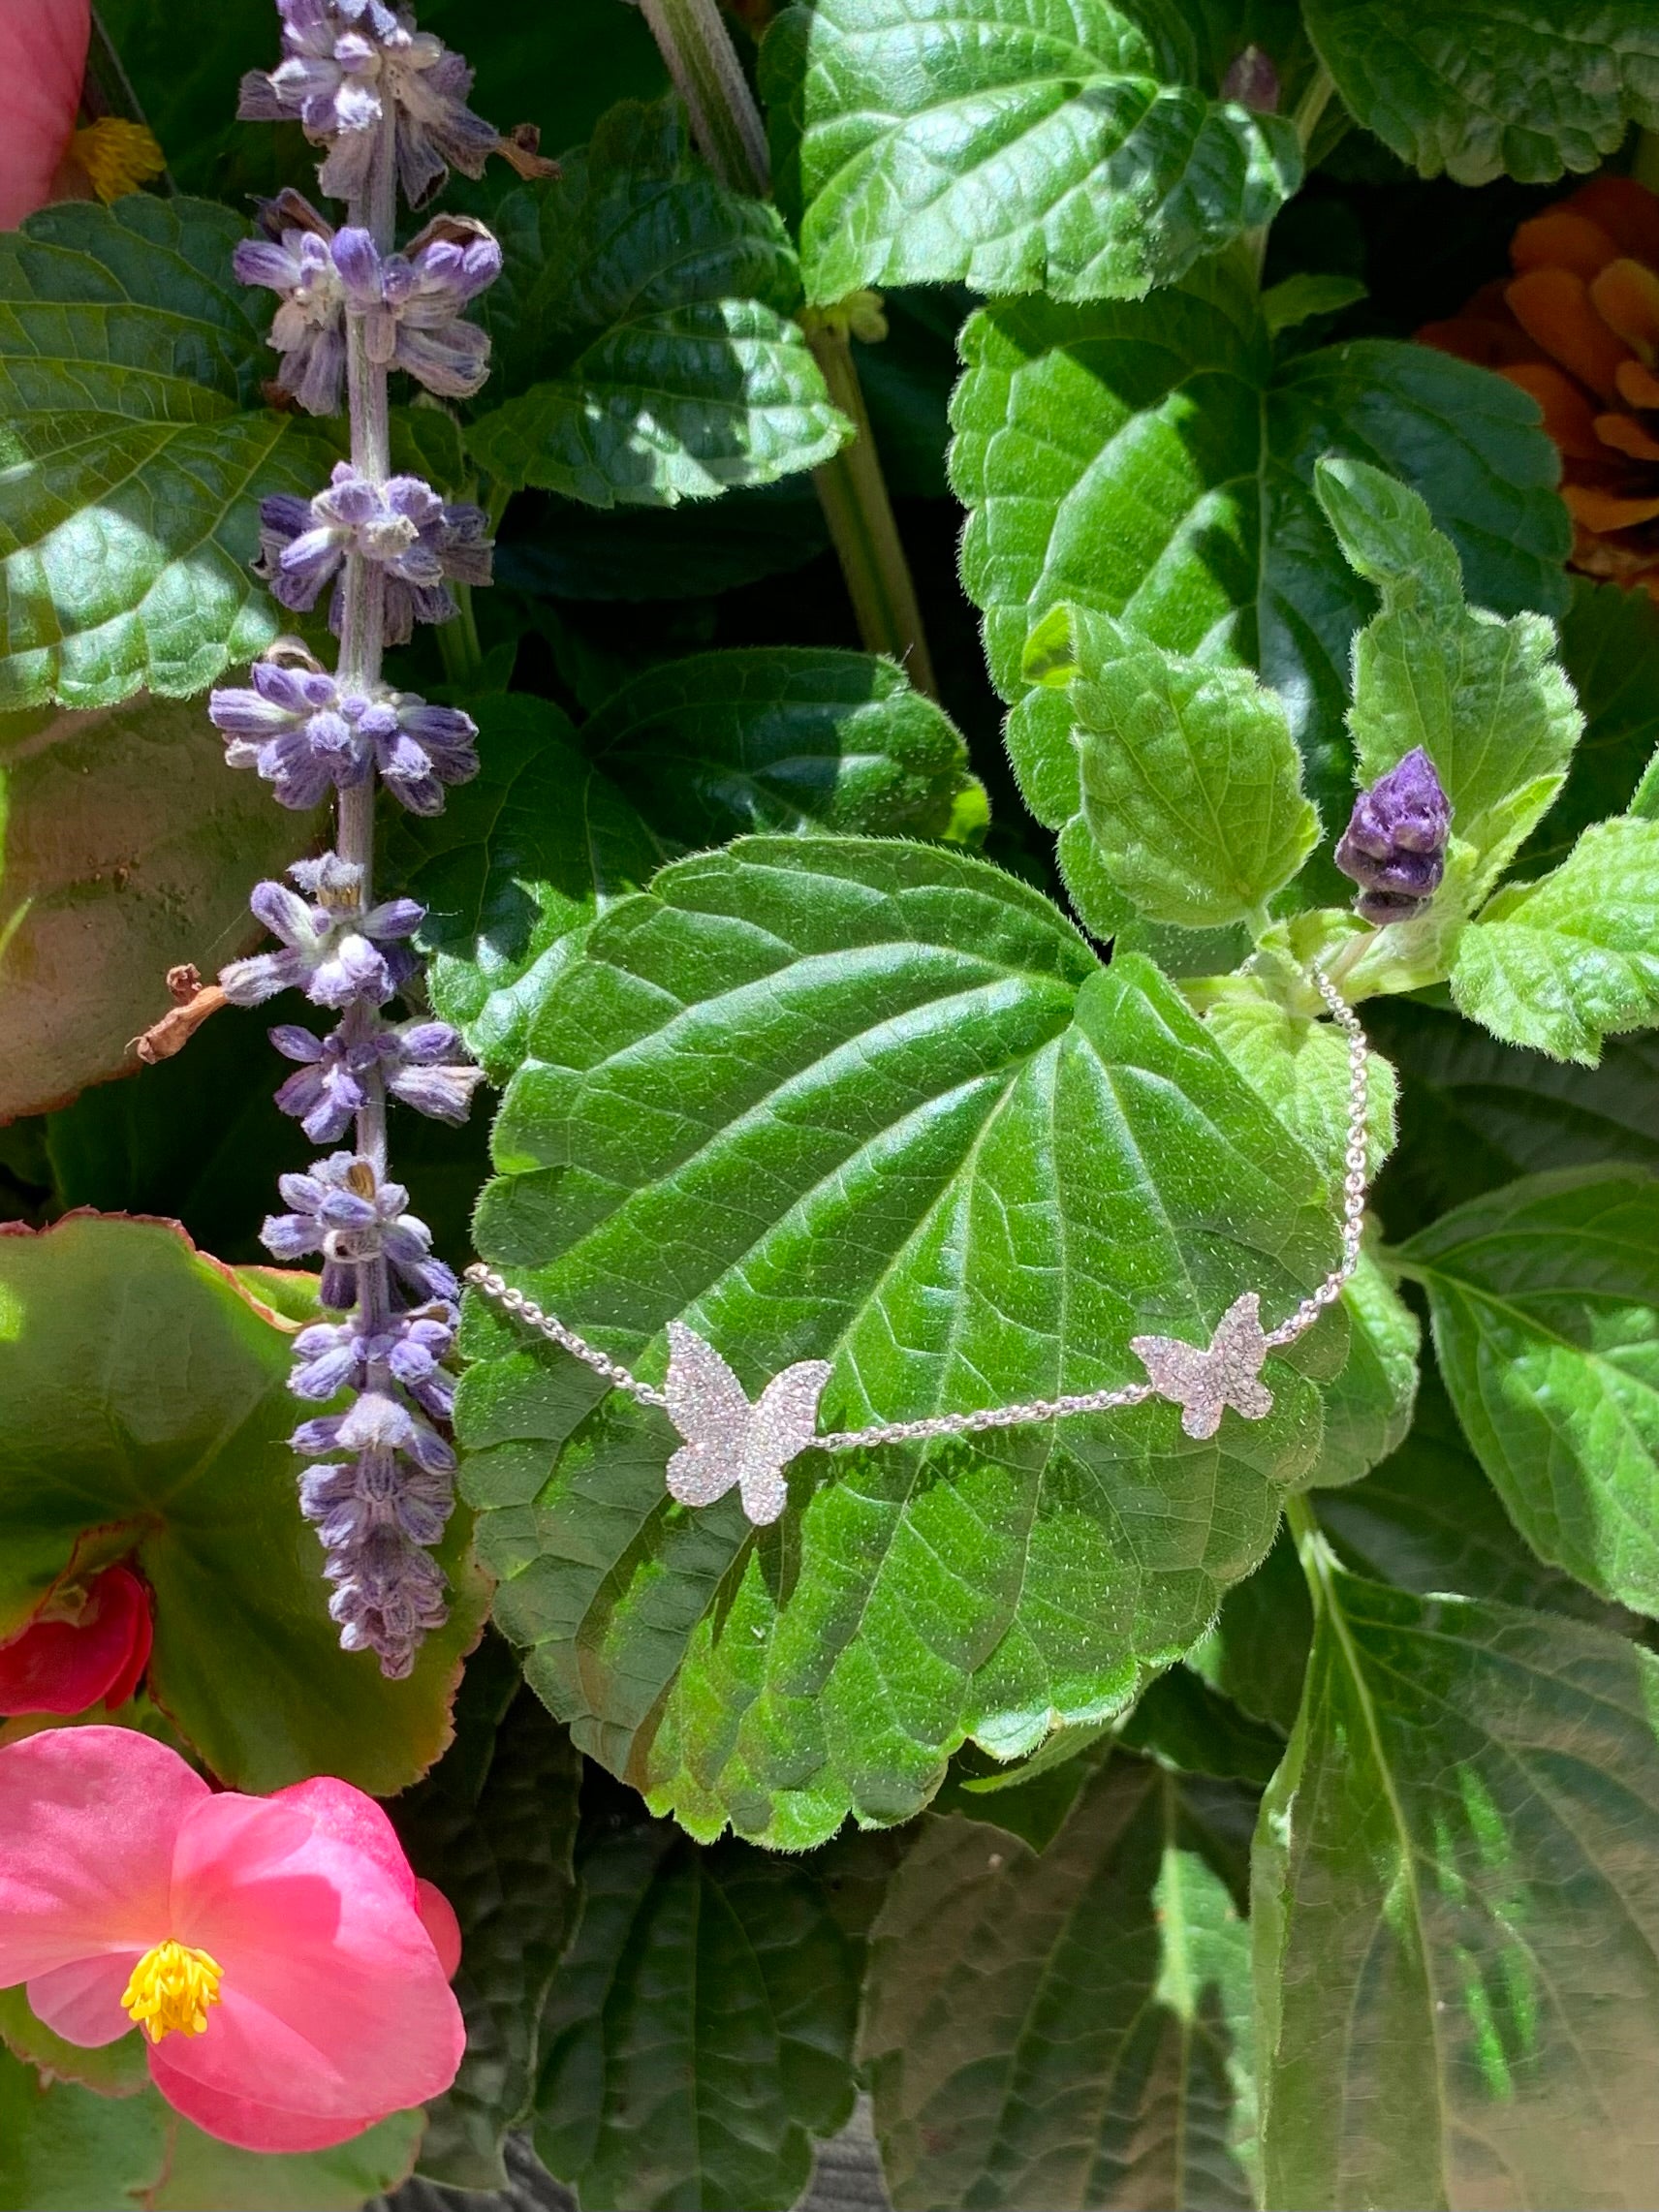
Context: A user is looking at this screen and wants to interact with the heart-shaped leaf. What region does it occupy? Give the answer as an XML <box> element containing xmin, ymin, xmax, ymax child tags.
<box><xmin>0</xmin><ymin>1215</ymin><xmax>485</xmax><ymax>1792</ymax></box>
<box><xmin>862</xmin><ymin>1757</ymin><xmax>1260</xmax><ymax>2209</ymax></box>
<box><xmin>458</xmin><ymin>837</ymin><xmax>1402</xmax><ymax>1844</ymax></box>
<box><xmin>0</xmin><ymin>196</ymin><xmax>330</xmax><ymax>711</ymax></box>
<box><xmin>764</xmin><ymin>0</ymin><xmax>1302</xmax><ymax>304</ymax></box>
<box><xmin>468</xmin><ymin>101</ymin><xmax>847</xmax><ymax>505</ymax></box>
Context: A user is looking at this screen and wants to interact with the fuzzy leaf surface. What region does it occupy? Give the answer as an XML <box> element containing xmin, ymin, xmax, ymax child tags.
<box><xmin>1399</xmin><ymin>1168</ymin><xmax>1659</xmax><ymax>1619</ymax></box>
<box><xmin>1301</xmin><ymin>0</ymin><xmax>1659</xmax><ymax>184</ymax></box>
<box><xmin>457</xmin><ymin>837</ymin><xmax>1407</xmax><ymax>1845</ymax></box>
<box><xmin>764</xmin><ymin>0</ymin><xmax>1301</xmax><ymax>305</ymax></box>
<box><xmin>1451</xmin><ymin>818</ymin><xmax>1659</xmax><ymax>1063</ymax></box>
<box><xmin>0</xmin><ymin>697</ymin><xmax>322</xmax><ymax>1120</ymax></box>
<box><xmin>952</xmin><ymin>277</ymin><xmax>1568</xmax><ymax>917</ymax></box>
<box><xmin>534</xmin><ymin>1786</ymin><xmax>861</xmax><ymax>2210</ymax></box>
<box><xmin>469</xmin><ymin>101</ymin><xmax>846</xmax><ymax>505</ymax></box>
<box><xmin>0</xmin><ymin>196</ymin><xmax>328</xmax><ymax>710</ymax></box>
<box><xmin>1257</xmin><ymin>1561</ymin><xmax>1659</xmax><ymax>2208</ymax></box>
<box><xmin>0</xmin><ymin>1216</ymin><xmax>485</xmax><ymax>1791</ymax></box>
<box><xmin>863</xmin><ymin>1759</ymin><xmax>1259</xmax><ymax>2209</ymax></box>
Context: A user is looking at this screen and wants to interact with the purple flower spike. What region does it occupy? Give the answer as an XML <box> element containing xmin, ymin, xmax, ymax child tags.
<box><xmin>270</xmin><ymin>1017</ymin><xmax>483</xmax><ymax>1141</ymax></box>
<box><xmin>239</xmin><ymin>0</ymin><xmax>505</xmax><ymax>206</ymax></box>
<box><xmin>254</xmin><ymin>465</ymin><xmax>493</xmax><ymax>646</ymax></box>
<box><xmin>330</xmin><ymin>214</ymin><xmax>501</xmax><ymax>398</ymax></box>
<box><xmin>217</xmin><ymin>853</ymin><xmax>423</xmax><ymax>1010</ymax></box>
<box><xmin>324</xmin><ymin>1523</ymin><xmax>450</xmax><ymax>1678</ymax></box>
<box><xmin>289</xmin><ymin>1301</ymin><xmax>458</xmax><ymax>1417</ymax></box>
<box><xmin>1335</xmin><ymin>747</ymin><xmax>1453</xmax><ymax>924</ymax></box>
<box><xmin>210</xmin><ymin>643</ymin><xmax>479</xmax><ymax>813</ymax></box>
<box><xmin>260</xmin><ymin>1151</ymin><xmax>457</xmax><ymax>1308</ymax></box>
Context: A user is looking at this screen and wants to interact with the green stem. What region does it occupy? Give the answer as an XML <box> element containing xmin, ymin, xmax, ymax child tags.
<box><xmin>633</xmin><ymin>0</ymin><xmax>937</xmax><ymax>692</ymax></box>
<box><xmin>1292</xmin><ymin>60</ymin><xmax>1336</xmax><ymax>154</ymax></box>
<box><xmin>805</xmin><ymin>321</ymin><xmax>939</xmax><ymax>697</ymax></box>
<box><xmin>1283</xmin><ymin>1492</ymin><xmax>1329</xmax><ymax>1596</ymax></box>
<box><xmin>435</xmin><ymin>584</ymin><xmax>485</xmax><ymax>687</ymax></box>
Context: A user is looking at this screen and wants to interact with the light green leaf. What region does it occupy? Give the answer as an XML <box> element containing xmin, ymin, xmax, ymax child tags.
<box><xmin>1451</xmin><ymin>817</ymin><xmax>1659</xmax><ymax>1063</ymax></box>
<box><xmin>579</xmin><ymin>646</ymin><xmax>983</xmax><ymax>845</ymax></box>
<box><xmin>0</xmin><ymin>697</ymin><xmax>323</xmax><ymax>1121</ymax></box>
<box><xmin>1032</xmin><ymin>608</ymin><xmax>1319</xmax><ymax>928</ymax></box>
<box><xmin>1257</xmin><ymin>1547</ymin><xmax>1659</xmax><ymax>2209</ymax></box>
<box><xmin>862</xmin><ymin>1759</ymin><xmax>1259</xmax><ymax>2210</ymax></box>
<box><xmin>0</xmin><ymin>196</ymin><xmax>329</xmax><ymax>711</ymax></box>
<box><xmin>535</xmin><ymin>1787</ymin><xmax>861</xmax><ymax>2211</ymax></box>
<box><xmin>1301</xmin><ymin>0</ymin><xmax>1659</xmax><ymax>184</ymax></box>
<box><xmin>1398</xmin><ymin>1167</ymin><xmax>1659</xmax><ymax>1618</ymax></box>
<box><xmin>457</xmin><ymin>837</ymin><xmax>1401</xmax><ymax>1845</ymax></box>
<box><xmin>468</xmin><ymin>100</ymin><xmax>846</xmax><ymax>505</ymax></box>
<box><xmin>1260</xmin><ymin>270</ymin><xmax>1368</xmax><ymax>333</ymax></box>
<box><xmin>394</xmin><ymin>1667</ymin><xmax>582</xmax><ymax>2190</ymax></box>
<box><xmin>144</xmin><ymin>2109</ymin><xmax>422</xmax><ymax>2211</ymax></box>
<box><xmin>952</xmin><ymin>276</ymin><xmax>1569</xmax><ymax>911</ymax></box>
<box><xmin>763</xmin><ymin>0</ymin><xmax>1301</xmax><ymax>306</ymax></box>
<box><xmin>1205</xmin><ymin>980</ymin><xmax>1398</xmax><ymax>1184</ymax></box>
<box><xmin>1317</xmin><ymin>454</ymin><xmax>1582</xmax><ymax>903</ymax></box>
<box><xmin>0</xmin><ymin>1215</ymin><xmax>486</xmax><ymax>1792</ymax></box>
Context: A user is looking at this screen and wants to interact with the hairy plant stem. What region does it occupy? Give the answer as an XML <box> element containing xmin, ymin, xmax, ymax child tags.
<box><xmin>633</xmin><ymin>0</ymin><xmax>938</xmax><ymax>694</ymax></box>
<box><xmin>337</xmin><ymin>105</ymin><xmax>398</xmax><ymax>1339</ymax></box>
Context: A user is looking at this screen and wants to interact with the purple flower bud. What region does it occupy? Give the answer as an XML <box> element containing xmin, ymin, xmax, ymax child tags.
<box><xmin>1335</xmin><ymin>747</ymin><xmax>1453</xmax><ymax>924</ymax></box>
<box><xmin>218</xmin><ymin>854</ymin><xmax>423</xmax><ymax>1010</ymax></box>
<box><xmin>259</xmin><ymin>1150</ymin><xmax>456</xmax><ymax>1306</ymax></box>
<box><xmin>210</xmin><ymin>644</ymin><xmax>479</xmax><ymax>813</ymax></box>
<box><xmin>1221</xmin><ymin>45</ymin><xmax>1280</xmax><ymax>112</ymax></box>
<box><xmin>239</xmin><ymin>0</ymin><xmax>502</xmax><ymax>208</ymax></box>
<box><xmin>253</xmin><ymin>465</ymin><xmax>493</xmax><ymax>646</ymax></box>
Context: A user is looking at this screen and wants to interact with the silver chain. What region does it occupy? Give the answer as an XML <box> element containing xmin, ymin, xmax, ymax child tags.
<box><xmin>464</xmin><ymin>963</ymin><xmax>1371</xmax><ymax>1452</ymax></box>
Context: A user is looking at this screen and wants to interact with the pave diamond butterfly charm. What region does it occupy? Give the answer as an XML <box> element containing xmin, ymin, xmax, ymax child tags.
<box><xmin>1130</xmin><ymin>1293</ymin><xmax>1274</xmax><ymax>1440</ymax></box>
<box><xmin>663</xmin><ymin>1321</ymin><xmax>833</xmax><ymax>1527</ymax></box>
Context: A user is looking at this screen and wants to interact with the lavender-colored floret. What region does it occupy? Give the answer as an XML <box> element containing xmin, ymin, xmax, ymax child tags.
<box><xmin>211</xmin><ymin>648</ymin><xmax>478</xmax><ymax>813</ymax></box>
<box><xmin>218</xmin><ymin>853</ymin><xmax>423</xmax><ymax>1009</ymax></box>
<box><xmin>260</xmin><ymin>1150</ymin><xmax>457</xmax><ymax>1307</ymax></box>
<box><xmin>1334</xmin><ymin>747</ymin><xmax>1452</xmax><ymax>924</ymax></box>
<box><xmin>254</xmin><ymin>465</ymin><xmax>493</xmax><ymax>645</ymax></box>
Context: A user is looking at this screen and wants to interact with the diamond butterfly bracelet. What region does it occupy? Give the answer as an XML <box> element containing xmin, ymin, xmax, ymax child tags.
<box><xmin>465</xmin><ymin>965</ymin><xmax>1371</xmax><ymax>1527</ymax></box>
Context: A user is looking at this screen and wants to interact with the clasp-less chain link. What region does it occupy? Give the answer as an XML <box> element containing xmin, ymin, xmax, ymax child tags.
<box><xmin>464</xmin><ymin>963</ymin><xmax>1371</xmax><ymax>1452</ymax></box>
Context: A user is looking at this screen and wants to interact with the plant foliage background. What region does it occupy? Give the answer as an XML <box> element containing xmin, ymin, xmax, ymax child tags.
<box><xmin>8</xmin><ymin>0</ymin><xmax>1659</xmax><ymax>2206</ymax></box>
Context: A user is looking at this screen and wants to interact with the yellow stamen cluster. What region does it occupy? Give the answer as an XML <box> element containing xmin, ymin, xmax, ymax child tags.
<box><xmin>70</xmin><ymin>119</ymin><xmax>167</xmax><ymax>204</ymax></box>
<box><xmin>120</xmin><ymin>1940</ymin><xmax>223</xmax><ymax>2043</ymax></box>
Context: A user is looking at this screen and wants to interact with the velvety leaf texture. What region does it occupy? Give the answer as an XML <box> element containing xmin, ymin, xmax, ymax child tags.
<box><xmin>535</xmin><ymin>1787</ymin><xmax>861</xmax><ymax>2210</ymax></box>
<box><xmin>0</xmin><ymin>697</ymin><xmax>323</xmax><ymax>1121</ymax></box>
<box><xmin>763</xmin><ymin>0</ymin><xmax>1302</xmax><ymax>305</ymax></box>
<box><xmin>468</xmin><ymin>100</ymin><xmax>847</xmax><ymax>505</ymax></box>
<box><xmin>0</xmin><ymin>1215</ymin><xmax>485</xmax><ymax>1792</ymax></box>
<box><xmin>457</xmin><ymin>837</ymin><xmax>1404</xmax><ymax>1844</ymax></box>
<box><xmin>950</xmin><ymin>273</ymin><xmax>1569</xmax><ymax>916</ymax></box>
<box><xmin>1257</xmin><ymin>1555</ymin><xmax>1659</xmax><ymax>2210</ymax></box>
<box><xmin>862</xmin><ymin>1759</ymin><xmax>1259</xmax><ymax>2209</ymax></box>
<box><xmin>1398</xmin><ymin>1167</ymin><xmax>1659</xmax><ymax>1621</ymax></box>
<box><xmin>1301</xmin><ymin>0</ymin><xmax>1659</xmax><ymax>185</ymax></box>
<box><xmin>0</xmin><ymin>195</ymin><xmax>329</xmax><ymax>710</ymax></box>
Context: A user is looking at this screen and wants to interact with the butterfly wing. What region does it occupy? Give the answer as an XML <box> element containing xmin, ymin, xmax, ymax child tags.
<box><xmin>740</xmin><ymin>1358</ymin><xmax>832</xmax><ymax>1527</ymax></box>
<box><xmin>664</xmin><ymin>1322</ymin><xmax>754</xmax><ymax>1509</ymax></box>
<box><xmin>1207</xmin><ymin>1293</ymin><xmax>1273</xmax><ymax>1423</ymax></box>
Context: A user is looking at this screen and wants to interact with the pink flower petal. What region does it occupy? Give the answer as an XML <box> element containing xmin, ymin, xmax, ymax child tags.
<box><xmin>145</xmin><ymin>2049</ymin><xmax>394</xmax><ymax>2154</ymax></box>
<box><xmin>160</xmin><ymin>1788</ymin><xmax>463</xmax><ymax>2132</ymax></box>
<box><xmin>0</xmin><ymin>1727</ymin><xmax>206</xmax><ymax>1981</ymax></box>
<box><xmin>416</xmin><ymin>1879</ymin><xmax>461</xmax><ymax>1979</ymax></box>
<box><xmin>0</xmin><ymin>0</ymin><xmax>91</xmax><ymax>230</ymax></box>
<box><xmin>0</xmin><ymin>1565</ymin><xmax>154</xmax><ymax>1716</ymax></box>
<box><xmin>271</xmin><ymin>1774</ymin><xmax>418</xmax><ymax>1907</ymax></box>
<box><xmin>26</xmin><ymin>1950</ymin><xmax>142</xmax><ymax>2046</ymax></box>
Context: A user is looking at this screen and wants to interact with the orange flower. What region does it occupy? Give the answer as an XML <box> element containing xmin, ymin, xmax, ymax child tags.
<box><xmin>1420</xmin><ymin>176</ymin><xmax>1659</xmax><ymax>599</ymax></box>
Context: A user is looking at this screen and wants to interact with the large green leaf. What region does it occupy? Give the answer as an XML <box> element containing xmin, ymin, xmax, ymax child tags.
<box><xmin>1027</xmin><ymin>608</ymin><xmax>1319</xmax><ymax>929</ymax></box>
<box><xmin>1518</xmin><ymin>577</ymin><xmax>1659</xmax><ymax>877</ymax></box>
<box><xmin>0</xmin><ymin>698</ymin><xmax>323</xmax><ymax>1122</ymax></box>
<box><xmin>952</xmin><ymin>273</ymin><xmax>1569</xmax><ymax>919</ymax></box>
<box><xmin>534</xmin><ymin>1778</ymin><xmax>861</xmax><ymax>2211</ymax></box>
<box><xmin>457</xmin><ymin>837</ymin><xmax>1407</xmax><ymax>1844</ymax></box>
<box><xmin>1397</xmin><ymin>1168</ymin><xmax>1659</xmax><ymax>1620</ymax></box>
<box><xmin>579</xmin><ymin>647</ymin><xmax>983</xmax><ymax>846</ymax></box>
<box><xmin>396</xmin><ymin>1662</ymin><xmax>583</xmax><ymax>2190</ymax></box>
<box><xmin>1319</xmin><ymin>456</ymin><xmax>1581</xmax><ymax>889</ymax></box>
<box><xmin>1451</xmin><ymin>818</ymin><xmax>1659</xmax><ymax>1064</ymax></box>
<box><xmin>468</xmin><ymin>101</ymin><xmax>846</xmax><ymax>505</ymax></box>
<box><xmin>763</xmin><ymin>0</ymin><xmax>1301</xmax><ymax>306</ymax></box>
<box><xmin>0</xmin><ymin>196</ymin><xmax>329</xmax><ymax>711</ymax></box>
<box><xmin>1185</xmin><ymin>1527</ymin><xmax>1311</xmax><ymax>1736</ymax></box>
<box><xmin>1301</xmin><ymin>0</ymin><xmax>1659</xmax><ymax>185</ymax></box>
<box><xmin>1257</xmin><ymin>1543</ymin><xmax>1659</xmax><ymax>2209</ymax></box>
<box><xmin>0</xmin><ymin>1215</ymin><xmax>485</xmax><ymax>1791</ymax></box>
<box><xmin>863</xmin><ymin>1757</ymin><xmax>1259</xmax><ymax>2209</ymax></box>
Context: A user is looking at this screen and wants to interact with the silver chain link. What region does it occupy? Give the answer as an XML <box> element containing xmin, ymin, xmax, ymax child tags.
<box><xmin>464</xmin><ymin>963</ymin><xmax>1371</xmax><ymax>1452</ymax></box>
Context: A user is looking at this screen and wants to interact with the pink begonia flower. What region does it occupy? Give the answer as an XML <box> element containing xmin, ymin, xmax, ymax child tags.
<box><xmin>0</xmin><ymin>0</ymin><xmax>165</xmax><ymax>231</ymax></box>
<box><xmin>0</xmin><ymin>1727</ymin><xmax>464</xmax><ymax>2150</ymax></box>
<box><xmin>0</xmin><ymin>1564</ymin><xmax>154</xmax><ymax>1717</ymax></box>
